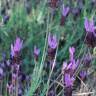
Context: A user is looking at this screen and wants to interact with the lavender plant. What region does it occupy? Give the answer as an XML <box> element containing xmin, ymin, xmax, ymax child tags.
<box><xmin>0</xmin><ymin>0</ymin><xmax>96</xmax><ymax>96</ymax></box>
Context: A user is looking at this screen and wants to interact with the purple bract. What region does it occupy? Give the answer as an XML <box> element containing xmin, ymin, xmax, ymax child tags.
<box><xmin>11</xmin><ymin>37</ymin><xmax>23</xmax><ymax>57</ymax></box>
<box><xmin>48</xmin><ymin>33</ymin><xmax>57</xmax><ymax>49</ymax></box>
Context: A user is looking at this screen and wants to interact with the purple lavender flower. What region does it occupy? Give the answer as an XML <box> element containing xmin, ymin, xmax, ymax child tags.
<box><xmin>61</xmin><ymin>4</ymin><xmax>70</xmax><ymax>17</ymax></box>
<box><xmin>48</xmin><ymin>33</ymin><xmax>57</xmax><ymax>49</ymax></box>
<box><xmin>80</xmin><ymin>70</ymin><xmax>87</xmax><ymax>80</ymax></box>
<box><xmin>64</xmin><ymin>73</ymin><xmax>75</xmax><ymax>87</ymax></box>
<box><xmin>62</xmin><ymin>47</ymin><xmax>79</xmax><ymax>96</ymax></box>
<box><xmin>84</xmin><ymin>17</ymin><xmax>95</xmax><ymax>33</ymax></box>
<box><xmin>85</xmin><ymin>32</ymin><xmax>96</xmax><ymax>47</ymax></box>
<box><xmin>83</xmin><ymin>53</ymin><xmax>92</xmax><ymax>67</ymax></box>
<box><xmin>84</xmin><ymin>17</ymin><xmax>96</xmax><ymax>47</ymax></box>
<box><xmin>64</xmin><ymin>73</ymin><xmax>75</xmax><ymax>96</ymax></box>
<box><xmin>11</xmin><ymin>37</ymin><xmax>23</xmax><ymax>57</ymax></box>
<box><xmin>47</xmin><ymin>33</ymin><xmax>57</xmax><ymax>63</ymax></box>
<box><xmin>60</xmin><ymin>4</ymin><xmax>70</xmax><ymax>26</ymax></box>
<box><xmin>34</xmin><ymin>46</ymin><xmax>40</xmax><ymax>56</ymax></box>
<box><xmin>62</xmin><ymin>47</ymin><xmax>79</xmax><ymax>74</ymax></box>
<box><xmin>62</xmin><ymin>61</ymin><xmax>74</xmax><ymax>74</ymax></box>
<box><xmin>34</xmin><ymin>46</ymin><xmax>40</xmax><ymax>61</ymax></box>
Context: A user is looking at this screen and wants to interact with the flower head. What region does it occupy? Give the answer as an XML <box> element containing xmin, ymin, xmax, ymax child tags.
<box><xmin>64</xmin><ymin>73</ymin><xmax>75</xmax><ymax>87</ymax></box>
<box><xmin>11</xmin><ymin>37</ymin><xmax>23</xmax><ymax>57</ymax></box>
<box><xmin>84</xmin><ymin>17</ymin><xmax>96</xmax><ymax>47</ymax></box>
<box><xmin>48</xmin><ymin>33</ymin><xmax>57</xmax><ymax>49</ymax></box>
<box><xmin>34</xmin><ymin>46</ymin><xmax>40</xmax><ymax>61</ymax></box>
<box><xmin>80</xmin><ymin>70</ymin><xmax>87</xmax><ymax>80</ymax></box>
<box><xmin>62</xmin><ymin>47</ymin><xmax>78</xmax><ymax>96</ymax></box>
<box><xmin>34</xmin><ymin>46</ymin><xmax>40</xmax><ymax>56</ymax></box>
<box><xmin>62</xmin><ymin>61</ymin><xmax>74</xmax><ymax>72</ymax></box>
<box><xmin>84</xmin><ymin>17</ymin><xmax>95</xmax><ymax>33</ymax></box>
<box><xmin>61</xmin><ymin>4</ymin><xmax>70</xmax><ymax>17</ymax></box>
<box><xmin>83</xmin><ymin>53</ymin><xmax>92</xmax><ymax>67</ymax></box>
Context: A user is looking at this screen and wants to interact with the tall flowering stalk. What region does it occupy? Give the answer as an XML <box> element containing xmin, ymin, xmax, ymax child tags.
<box><xmin>47</xmin><ymin>33</ymin><xmax>57</xmax><ymax>69</ymax></box>
<box><xmin>62</xmin><ymin>47</ymin><xmax>79</xmax><ymax>96</ymax></box>
<box><xmin>8</xmin><ymin>37</ymin><xmax>23</xmax><ymax>96</ymax></box>
<box><xmin>48</xmin><ymin>33</ymin><xmax>57</xmax><ymax>49</ymax></box>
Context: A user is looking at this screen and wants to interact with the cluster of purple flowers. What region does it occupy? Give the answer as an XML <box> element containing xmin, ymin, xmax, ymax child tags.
<box><xmin>2</xmin><ymin>29</ymin><xmax>92</xmax><ymax>96</ymax></box>
<box><xmin>60</xmin><ymin>2</ymin><xmax>82</xmax><ymax>25</ymax></box>
<box><xmin>0</xmin><ymin>37</ymin><xmax>31</xmax><ymax>96</ymax></box>
<box><xmin>62</xmin><ymin>47</ymin><xmax>78</xmax><ymax>96</ymax></box>
<box><xmin>62</xmin><ymin>46</ymin><xmax>90</xmax><ymax>96</ymax></box>
<box><xmin>0</xmin><ymin>1</ymin><xmax>95</xmax><ymax>95</ymax></box>
<box><xmin>48</xmin><ymin>0</ymin><xmax>85</xmax><ymax>25</ymax></box>
<box><xmin>62</xmin><ymin>51</ymin><xmax>93</xmax><ymax>96</ymax></box>
<box><xmin>7</xmin><ymin>37</ymin><xmax>24</xmax><ymax>96</ymax></box>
